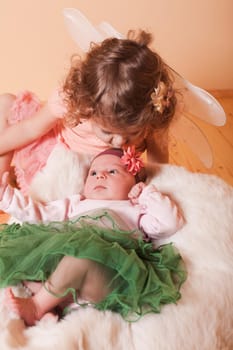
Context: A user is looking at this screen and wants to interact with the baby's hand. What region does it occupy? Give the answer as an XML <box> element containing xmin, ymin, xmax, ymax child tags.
<box><xmin>128</xmin><ymin>182</ymin><xmax>146</xmax><ymax>205</ymax></box>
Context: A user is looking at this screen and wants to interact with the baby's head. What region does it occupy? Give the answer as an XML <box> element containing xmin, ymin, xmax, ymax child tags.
<box><xmin>83</xmin><ymin>147</ymin><xmax>145</xmax><ymax>200</ymax></box>
<box><xmin>63</xmin><ymin>30</ymin><xmax>176</xmax><ymax>149</ymax></box>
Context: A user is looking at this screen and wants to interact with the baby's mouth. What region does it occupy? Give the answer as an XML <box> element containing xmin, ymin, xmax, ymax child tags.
<box><xmin>94</xmin><ymin>185</ymin><xmax>106</xmax><ymax>190</ymax></box>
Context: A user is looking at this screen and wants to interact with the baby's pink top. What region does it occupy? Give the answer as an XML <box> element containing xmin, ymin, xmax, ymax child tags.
<box><xmin>0</xmin><ymin>178</ymin><xmax>183</xmax><ymax>240</ymax></box>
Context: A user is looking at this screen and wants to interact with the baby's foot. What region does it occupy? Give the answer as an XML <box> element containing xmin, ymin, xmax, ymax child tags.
<box><xmin>5</xmin><ymin>288</ymin><xmax>40</xmax><ymax>326</ymax></box>
<box><xmin>41</xmin><ymin>312</ymin><xmax>59</xmax><ymax>323</ymax></box>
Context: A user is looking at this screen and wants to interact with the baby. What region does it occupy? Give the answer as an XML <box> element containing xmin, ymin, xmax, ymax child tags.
<box><xmin>0</xmin><ymin>147</ymin><xmax>185</xmax><ymax>326</ymax></box>
<box><xmin>0</xmin><ymin>147</ymin><xmax>183</xmax><ymax>239</ymax></box>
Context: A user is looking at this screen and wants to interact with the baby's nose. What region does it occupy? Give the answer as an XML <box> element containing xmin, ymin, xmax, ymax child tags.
<box><xmin>96</xmin><ymin>171</ymin><xmax>106</xmax><ymax>179</ymax></box>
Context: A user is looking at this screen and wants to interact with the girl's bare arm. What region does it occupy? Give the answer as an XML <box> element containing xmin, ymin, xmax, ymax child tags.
<box><xmin>0</xmin><ymin>103</ymin><xmax>60</xmax><ymax>155</ymax></box>
<box><xmin>146</xmin><ymin>129</ymin><xmax>169</xmax><ymax>164</ymax></box>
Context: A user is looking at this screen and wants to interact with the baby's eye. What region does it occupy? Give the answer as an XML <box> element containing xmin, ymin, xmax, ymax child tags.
<box><xmin>109</xmin><ymin>169</ymin><xmax>118</xmax><ymax>174</ymax></box>
<box><xmin>90</xmin><ymin>170</ymin><xmax>97</xmax><ymax>176</ymax></box>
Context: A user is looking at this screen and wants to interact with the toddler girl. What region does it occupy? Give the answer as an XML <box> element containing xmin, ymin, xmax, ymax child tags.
<box><xmin>0</xmin><ymin>30</ymin><xmax>176</xmax><ymax>202</ymax></box>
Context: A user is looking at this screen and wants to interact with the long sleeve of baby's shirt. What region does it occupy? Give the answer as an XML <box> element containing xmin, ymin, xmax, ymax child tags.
<box><xmin>137</xmin><ymin>185</ymin><xmax>184</xmax><ymax>239</ymax></box>
<box><xmin>0</xmin><ymin>175</ymin><xmax>82</xmax><ymax>223</ymax></box>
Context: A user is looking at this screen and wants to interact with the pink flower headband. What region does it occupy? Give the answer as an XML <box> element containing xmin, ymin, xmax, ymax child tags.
<box><xmin>120</xmin><ymin>146</ymin><xmax>144</xmax><ymax>176</ymax></box>
<box><xmin>94</xmin><ymin>146</ymin><xmax>144</xmax><ymax>177</ymax></box>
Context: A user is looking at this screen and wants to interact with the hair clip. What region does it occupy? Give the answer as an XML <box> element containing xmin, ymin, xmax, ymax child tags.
<box><xmin>121</xmin><ymin>146</ymin><xmax>144</xmax><ymax>176</ymax></box>
<box><xmin>150</xmin><ymin>81</ymin><xmax>172</xmax><ymax>113</ymax></box>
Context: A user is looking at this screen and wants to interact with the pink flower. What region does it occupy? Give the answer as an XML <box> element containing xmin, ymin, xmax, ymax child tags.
<box><xmin>121</xmin><ymin>146</ymin><xmax>144</xmax><ymax>176</ymax></box>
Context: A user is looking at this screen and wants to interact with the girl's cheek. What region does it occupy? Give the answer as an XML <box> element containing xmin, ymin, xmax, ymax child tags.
<box><xmin>99</xmin><ymin>135</ymin><xmax>109</xmax><ymax>143</ymax></box>
<box><xmin>95</xmin><ymin>131</ymin><xmax>109</xmax><ymax>142</ymax></box>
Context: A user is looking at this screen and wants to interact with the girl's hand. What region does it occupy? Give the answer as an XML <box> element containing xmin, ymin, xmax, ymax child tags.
<box><xmin>128</xmin><ymin>182</ymin><xmax>146</xmax><ymax>204</ymax></box>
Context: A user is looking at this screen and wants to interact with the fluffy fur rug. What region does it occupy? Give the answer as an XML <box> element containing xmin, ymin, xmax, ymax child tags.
<box><xmin>0</xmin><ymin>164</ymin><xmax>232</xmax><ymax>350</ymax></box>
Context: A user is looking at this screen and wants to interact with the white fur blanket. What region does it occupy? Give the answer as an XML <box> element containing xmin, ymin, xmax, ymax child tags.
<box><xmin>0</xmin><ymin>164</ymin><xmax>232</xmax><ymax>349</ymax></box>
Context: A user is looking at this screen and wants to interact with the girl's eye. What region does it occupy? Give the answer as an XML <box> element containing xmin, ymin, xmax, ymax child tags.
<box><xmin>101</xmin><ymin>129</ymin><xmax>112</xmax><ymax>135</ymax></box>
<box><xmin>90</xmin><ymin>170</ymin><xmax>97</xmax><ymax>176</ymax></box>
<box><xmin>109</xmin><ymin>169</ymin><xmax>118</xmax><ymax>174</ymax></box>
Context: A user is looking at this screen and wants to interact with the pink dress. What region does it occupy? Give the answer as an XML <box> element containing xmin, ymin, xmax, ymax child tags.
<box><xmin>9</xmin><ymin>91</ymin><xmax>109</xmax><ymax>199</ymax></box>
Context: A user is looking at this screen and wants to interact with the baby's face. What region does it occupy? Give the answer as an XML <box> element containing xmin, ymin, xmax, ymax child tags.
<box><xmin>83</xmin><ymin>154</ymin><xmax>135</xmax><ymax>200</ymax></box>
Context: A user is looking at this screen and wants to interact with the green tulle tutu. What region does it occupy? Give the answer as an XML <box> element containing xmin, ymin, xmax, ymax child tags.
<box><xmin>0</xmin><ymin>211</ymin><xmax>186</xmax><ymax>319</ymax></box>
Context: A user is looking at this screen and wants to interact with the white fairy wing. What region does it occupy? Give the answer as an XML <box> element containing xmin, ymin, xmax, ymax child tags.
<box><xmin>63</xmin><ymin>8</ymin><xmax>123</xmax><ymax>51</ymax></box>
<box><xmin>170</xmin><ymin>114</ymin><xmax>213</xmax><ymax>168</ymax></box>
<box><xmin>172</xmin><ymin>70</ymin><xmax>226</xmax><ymax>126</ymax></box>
<box><xmin>62</xmin><ymin>7</ymin><xmax>227</xmax><ymax>168</ymax></box>
<box><xmin>63</xmin><ymin>8</ymin><xmax>103</xmax><ymax>52</ymax></box>
<box><xmin>97</xmin><ymin>22</ymin><xmax>123</xmax><ymax>40</ymax></box>
<box><xmin>170</xmin><ymin>71</ymin><xmax>226</xmax><ymax>167</ymax></box>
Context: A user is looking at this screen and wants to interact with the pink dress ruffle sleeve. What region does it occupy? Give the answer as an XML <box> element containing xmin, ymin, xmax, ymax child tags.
<box><xmin>8</xmin><ymin>91</ymin><xmax>60</xmax><ymax>195</ymax></box>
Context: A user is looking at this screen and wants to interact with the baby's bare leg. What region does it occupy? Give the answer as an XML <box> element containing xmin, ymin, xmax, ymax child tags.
<box><xmin>0</xmin><ymin>94</ymin><xmax>16</xmax><ymax>178</ymax></box>
<box><xmin>5</xmin><ymin>256</ymin><xmax>113</xmax><ymax>326</ymax></box>
<box><xmin>46</xmin><ymin>256</ymin><xmax>113</xmax><ymax>303</ymax></box>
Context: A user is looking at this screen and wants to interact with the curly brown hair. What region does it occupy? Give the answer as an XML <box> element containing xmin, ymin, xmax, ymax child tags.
<box><xmin>62</xmin><ymin>30</ymin><xmax>176</xmax><ymax>133</ymax></box>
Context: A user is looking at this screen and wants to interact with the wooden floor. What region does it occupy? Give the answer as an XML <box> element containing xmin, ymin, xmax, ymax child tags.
<box><xmin>169</xmin><ymin>90</ymin><xmax>233</xmax><ymax>186</ymax></box>
<box><xmin>0</xmin><ymin>90</ymin><xmax>232</xmax><ymax>224</ymax></box>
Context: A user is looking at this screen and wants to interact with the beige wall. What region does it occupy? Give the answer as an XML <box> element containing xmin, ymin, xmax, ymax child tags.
<box><xmin>0</xmin><ymin>0</ymin><xmax>232</xmax><ymax>99</ymax></box>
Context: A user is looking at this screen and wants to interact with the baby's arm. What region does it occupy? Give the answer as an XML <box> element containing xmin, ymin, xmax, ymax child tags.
<box><xmin>135</xmin><ymin>184</ymin><xmax>184</xmax><ymax>239</ymax></box>
<box><xmin>0</xmin><ymin>173</ymin><xmax>82</xmax><ymax>222</ymax></box>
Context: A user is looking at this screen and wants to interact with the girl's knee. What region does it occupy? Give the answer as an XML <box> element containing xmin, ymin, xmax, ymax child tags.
<box><xmin>0</xmin><ymin>93</ymin><xmax>16</xmax><ymax>108</ymax></box>
<box><xmin>0</xmin><ymin>93</ymin><xmax>16</xmax><ymax>128</ymax></box>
